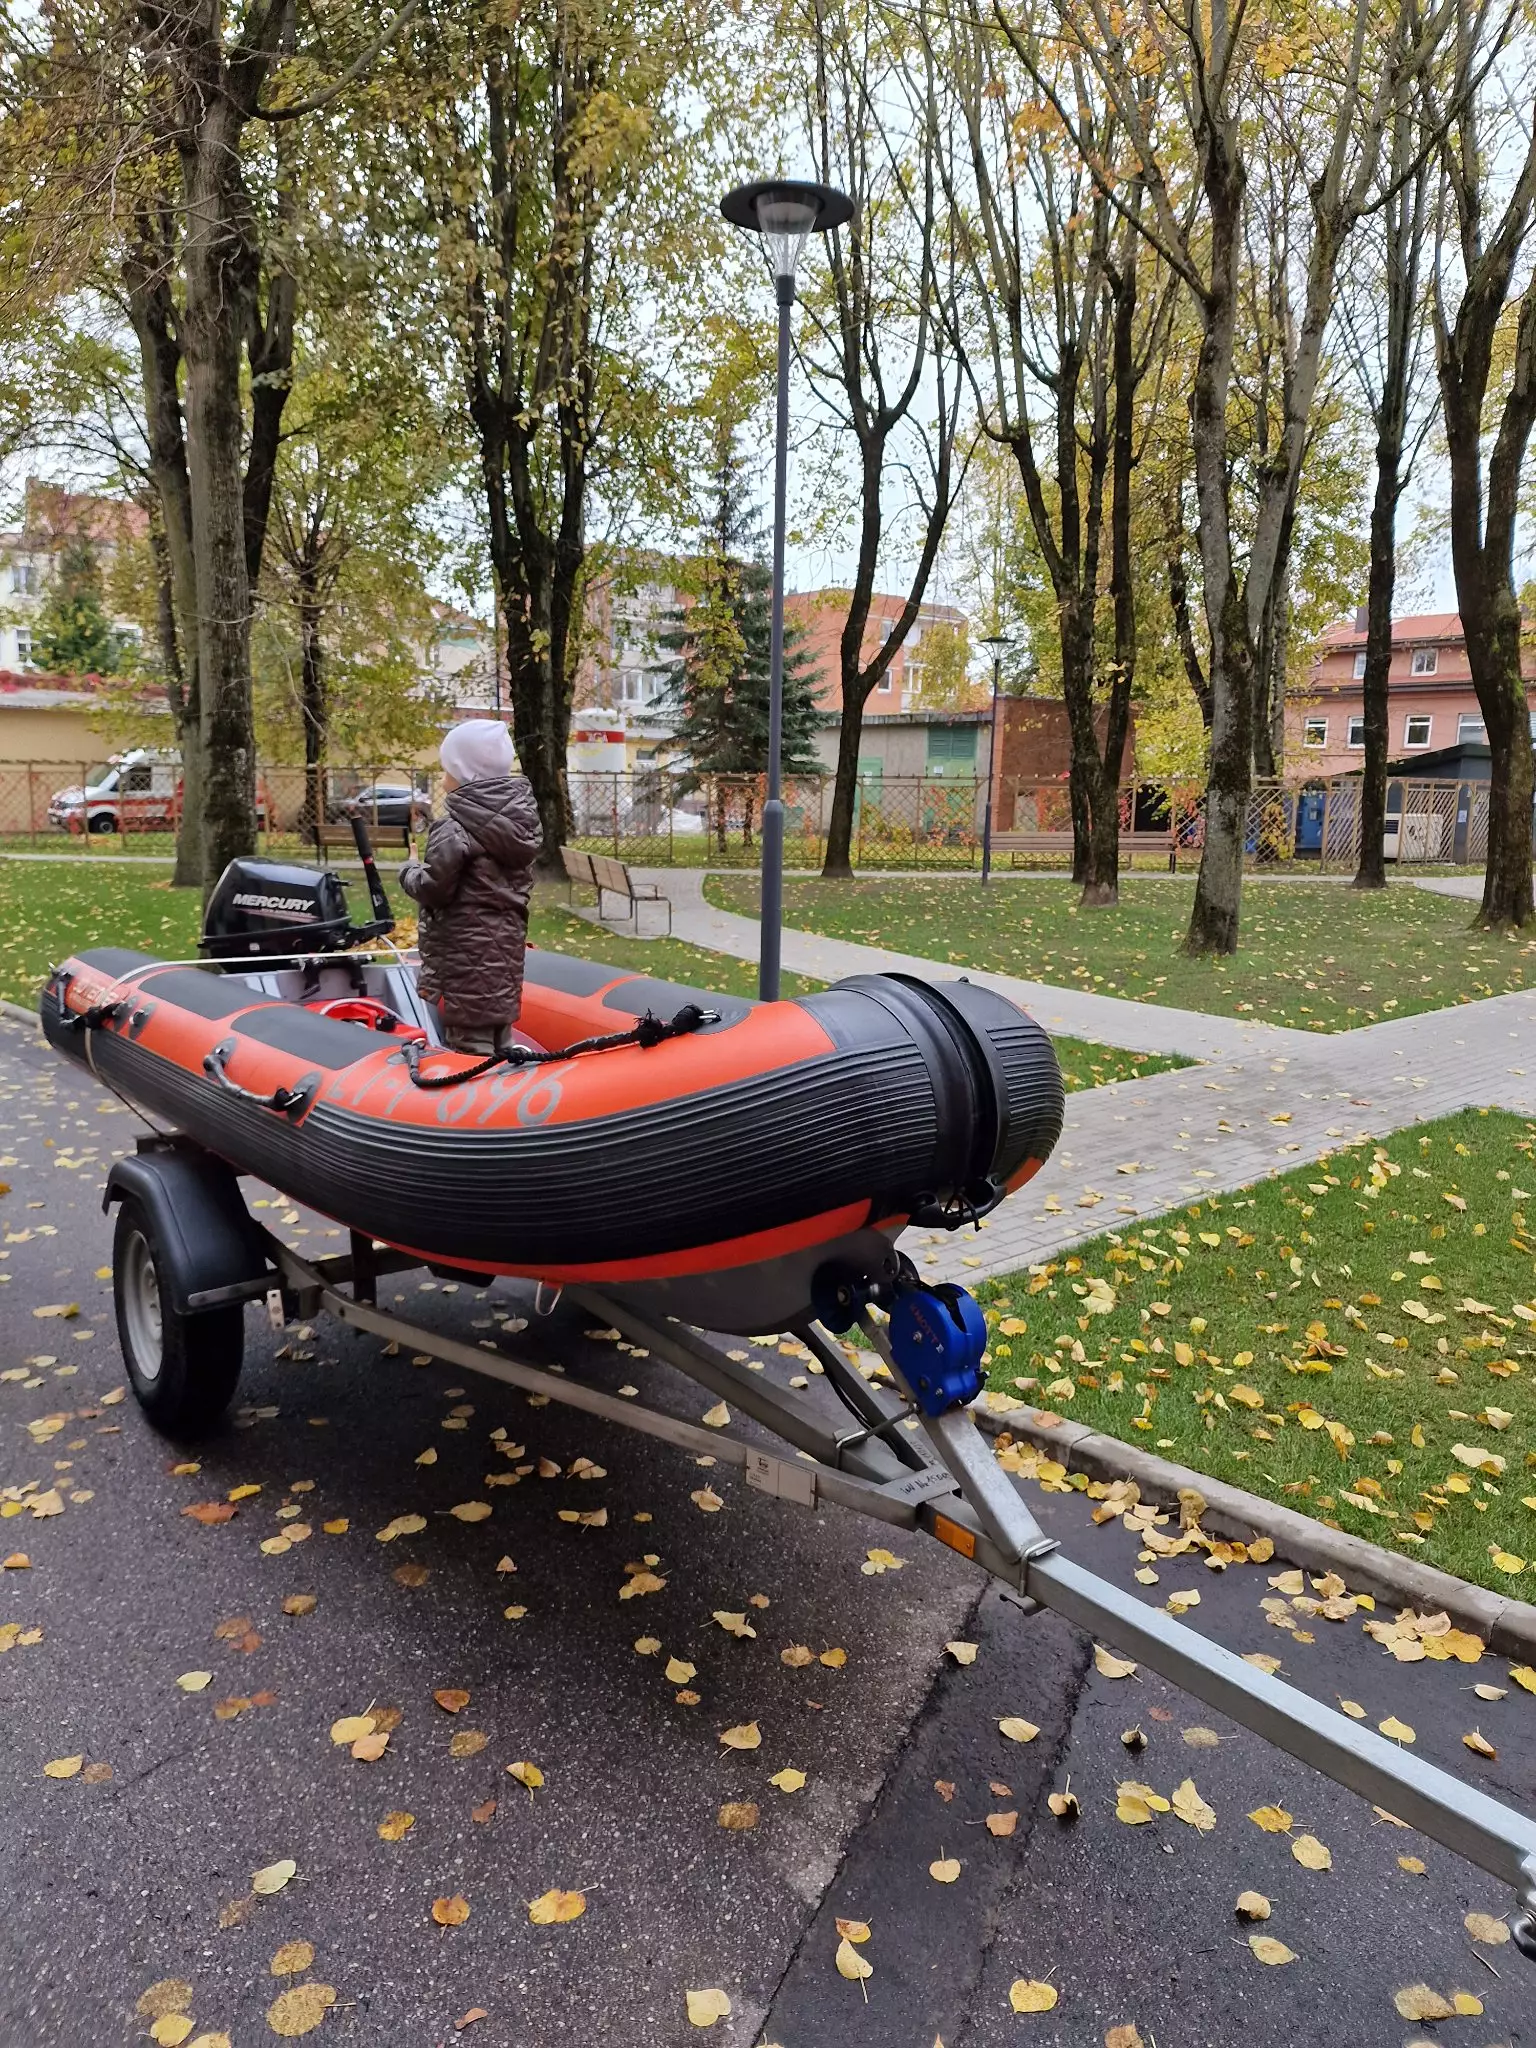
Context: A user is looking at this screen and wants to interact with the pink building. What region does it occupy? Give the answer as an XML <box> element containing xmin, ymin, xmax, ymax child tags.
<box><xmin>1288</xmin><ymin>609</ymin><xmax>1536</xmax><ymax>777</ymax></box>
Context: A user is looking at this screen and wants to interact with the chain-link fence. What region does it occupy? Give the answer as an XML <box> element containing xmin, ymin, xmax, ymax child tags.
<box><xmin>0</xmin><ymin>759</ymin><xmax>1503</xmax><ymax>874</ymax></box>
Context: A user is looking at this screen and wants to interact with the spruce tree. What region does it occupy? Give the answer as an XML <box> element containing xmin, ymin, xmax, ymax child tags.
<box><xmin>30</xmin><ymin>537</ymin><xmax>120</xmax><ymax>676</ymax></box>
<box><xmin>658</xmin><ymin>435</ymin><xmax>824</xmax><ymax>843</ymax></box>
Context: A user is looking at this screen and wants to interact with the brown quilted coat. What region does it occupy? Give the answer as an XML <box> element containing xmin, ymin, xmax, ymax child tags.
<box><xmin>398</xmin><ymin>776</ymin><xmax>541</xmax><ymax>1027</ymax></box>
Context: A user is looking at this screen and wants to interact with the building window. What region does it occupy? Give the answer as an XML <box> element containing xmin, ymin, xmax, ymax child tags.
<box><xmin>1404</xmin><ymin>713</ymin><xmax>1433</xmax><ymax>748</ymax></box>
<box><xmin>874</xmin><ymin>671</ymin><xmax>893</xmax><ymax>694</ymax></box>
<box><xmin>904</xmin><ymin>662</ymin><xmax>925</xmax><ymax>699</ymax></box>
<box><xmin>11</xmin><ymin>562</ymin><xmax>39</xmax><ymax>596</ymax></box>
<box><xmin>14</xmin><ymin>629</ymin><xmax>31</xmax><ymax>665</ymax></box>
<box><xmin>1346</xmin><ymin>715</ymin><xmax>1365</xmax><ymax>748</ymax></box>
<box><xmin>1353</xmin><ymin>651</ymin><xmax>1367</xmax><ymax>679</ymax></box>
<box><xmin>1458</xmin><ymin>714</ymin><xmax>1487</xmax><ymax>744</ymax></box>
<box><xmin>1411</xmin><ymin>647</ymin><xmax>1438</xmax><ymax>676</ymax></box>
<box><xmin>1302</xmin><ymin>715</ymin><xmax>1328</xmax><ymax>748</ymax></box>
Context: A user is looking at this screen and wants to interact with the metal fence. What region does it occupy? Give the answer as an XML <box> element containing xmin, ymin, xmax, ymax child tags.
<box><xmin>0</xmin><ymin>760</ymin><xmax>1497</xmax><ymax>873</ymax></box>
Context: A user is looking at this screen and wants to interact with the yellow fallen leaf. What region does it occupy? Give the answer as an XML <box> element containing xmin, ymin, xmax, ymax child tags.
<box><xmin>432</xmin><ymin>1894</ymin><xmax>472</xmax><ymax>1927</ymax></box>
<box><xmin>449</xmin><ymin>1501</ymin><xmax>492</xmax><ymax>1523</ymax></box>
<box><xmin>1104</xmin><ymin>2028</ymin><xmax>1145</xmax><ymax>2048</ymax></box>
<box><xmin>1394</xmin><ymin>1985</ymin><xmax>1454</xmax><ymax>2022</ymax></box>
<box><xmin>770</xmin><ymin>1767</ymin><xmax>806</xmax><ymax>1793</ymax></box>
<box><xmin>1490</xmin><ymin>1549</ymin><xmax>1526</xmax><ymax>1574</ymax></box>
<box><xmin>506</xmin><ymin>1761</ymin><xmax>544</xmax><ymax>1792</ymax></box>
<box><xmin>863</xmin><ymin>1546</ymin><xmax>905</xmax><ymax>1574</ymax></box>
<box><xmin>1249</xmin><ymin>1936</ymin><xmax>1296</xmax><ymax>1966</ymax></box>
<box><xmin>433</xmin><ymin>1688</ymin><xmax>470</xmax><ymax>1713</ymax></box>
<box><xmin>270</xmin><ymin>1942</ymin><xmax>315</xmax><ymax>1977</ymax></box>
<box><xmin>377</xmin><ymin>1811</ymin><xmax>415</xmax><ymax>1840</ymax></box>
<box><xmin>1463</xmin><ymin>1729</ymin><xmax>1497</xmax><ymax>1758</ymax></box>
<box><xmin>634</xmin><ymin>1637</ymin><xmax>661</xmax><ymax>1656</ymax></box>
<box><xmin>136</xmin><ymin>1982</ymin><xmax>194</xmax><ymax>2021</ymax></box>
<box><xmin>690</xmin><ymin>1488</ymin><xmax>724</xmax><ymax>1513</ymax></box>
<box><xmin>719</xmin><ymin>1722</ymin><xmax>761</xmax><ymax>1751</ymax></box>
<box><xmin>835</xmin><ymin>1918</ymin><xmax>870</xmax><ymax>1943</ymax></box>
<box><xmin>176</xmin><ymin>1671</ymin><xmax>213</xmax><ymax>1694</ymax></box>
<box><xmin>835</xmin><ymin>1939</ymin><xmax>873</xmax><ymax>1982</ymax></box>
<box><xmin>945</xmin><ymin>1641</ymin><xmax>978</xmax><ymax>1665</ymax></box>
<box><xmin>375</xmin><ymin>1513</ymin><xmax>427</xmax><ymax>1542</ymax></box>
<box><xmin>1459</xmin><ymin>1910</ymin><xmax>1509</xmax><ymax>1947</ymax></box>
<box><xmin>265</xmin><ymin>1983</ymin><xmax>337</xmax><ymax>2037</ymax></box>
<box><xmin>719</xmin><ymin>1801</ymin><xmax>760</xmax><ymax>1831</ymax></box>
<box><xmin>1398</xmin><ymin>1855</ymin><xmax>1427</xmax><ymax>1875</ymax></box>
<box><xmin>1247</xmin><ymin>1805</ymin><xmax>1293</xmax><ymax>1834</ymax></box>
<box><xmin>819</xmin><ymin>1646</ymin><xmax>847</xmax><ymax>1669</ymax></box>
<box><xmin>1116</xmin><ymin>1788</ymin><xmax>1155</xmax><ymax>1825</ymax></box>
<box><xmin>447</xmin><ymin>1730</ymin><xmax>487</xmax><ymax>1759</ymax></box>
<box><xmin>1171</xmin><ymin>1779</ymin><xmax>1216</xmax><ymax>1833</ymax></box>
<box><xmin>1094</xmin><ymin>1646</ymin><xmax>1137</xmax><ymax>1680</ymax></box>
<box><xmin>1338</xmin><ymin>1699</ymin><xmax>1366</xmax><ymax>1719</ymax></box>
<box><xmin>1512</xmin><ymin>1665</ymin><xmax>1536</xmax><ymax>1694</ymax></box>
<box><xmin>527</xmin><ymin>1888</ymin><xmax>585</xmax><ymax>1924</ymax></box>
<box><xmin>701</xmin><ymin>1402</ymin><xmax>730</xmax><ymax>1429</ymax></box>
<box><xmin>149</xmin><ymin>2018</ymin><xmax>193</xmax><ymax>2046</ymax></box>
<box><xmin>712</xmin><ymin>1610</ymin><xmax>756</xmax><ymax>1639</ymax></box>
<box><xmin>251</xmin><ymin>1858</ymin><xmax>297</xmax><ymax>1895</ymax></box>
<box><xmin>1452</xmin><ymin>1991</ymin><xmax>1484</xmax><ymax>2015</ymax></box>
<box><xmin>929</xmin><ymin>1856</ymin><xmax>961</xmax><ymax>1883</ymax></box>
<box><xmin>986</xmin><ymin>1811</ymin><xmax>1018</xmax><ymax>1837</ymax></box>
<box><xmin>1008</xmin><ymin>1979</ymin><xmax>1058</xmax><ymax>2013</ymax></box>
<box><xmin>998</xmin><ymin>1717</ymin><xmax>1040</xmax><ymax>1744</ymax></box>
<box><xmin>1378</xmin><ymin>1716</ymin><xmax>1415</xmax><ymax>1744</ymax></box>
<box><xmin>685</xmin><ymin>1988</ymin><xmax>732</xmax><ymax>2026</ymax></box>
<box><xmin>1290</xmin><ymin>1833</ymin><xmax>1331</xmax><ymax>1871</ymax></box>
<box><xmin>330</xmin><ymin>1714</ymin><xmax>376</xmax><ymax>1746</ymax></box>
<box><xmin>43</xmin><ymin>1755</ymin><xmax>83</xmax><ymax>1779</ymax></box>
<box><xmin>1235</xmin><ymin>1892</ymin><xmax>1270</xmax><ymax>1920</ymax></box>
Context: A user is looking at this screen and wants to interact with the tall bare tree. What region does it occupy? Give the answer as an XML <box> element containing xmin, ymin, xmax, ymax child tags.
<box><xmin>1044</xmin><ymin>0</ymin><xmax>1442</xmax><ymax>951</ymax></box>
<box><xmin>949</xmin><ymin>6</ymin><xmax>1168</xmax><ymax>902</ymax></box>
<box><xmin>788</xmin><ymin>0</ymin><xmax>967</xmax><ymax>881</ymax></box>
<box><xmin>1425</xmin><ymin>12</ymin><xmax>1536</xmax><ymax>927</ymax></box>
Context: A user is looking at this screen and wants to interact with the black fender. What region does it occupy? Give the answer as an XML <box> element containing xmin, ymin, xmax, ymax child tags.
<box><xmin>103</xmin><ymin>1142</ymin><xmax>272</xmax><ymax>1315</ymax></box>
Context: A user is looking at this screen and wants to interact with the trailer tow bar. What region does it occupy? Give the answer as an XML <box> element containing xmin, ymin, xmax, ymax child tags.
<box><xmin>268</xmin><ymin>1239</ymin><xmax>1536</xmax><ymax>1954</ymax></box>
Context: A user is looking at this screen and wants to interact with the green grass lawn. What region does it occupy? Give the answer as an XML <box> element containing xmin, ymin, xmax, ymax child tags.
<box><xmin>705</xmin><ymin>872</ymin><xmax>1536</xmax><ymax>1031</ymax></box>
<box><xmin>976</xmin><ymin>1108</ymin><xmax>1536</xmax><ymax>1594</ymax></box>
<box><xmin>0</xmin><ymin>860</ymin><xmax>1176</xmax><ymax>1091</ymax></box>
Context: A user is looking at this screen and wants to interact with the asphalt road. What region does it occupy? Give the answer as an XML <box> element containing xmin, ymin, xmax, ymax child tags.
<box><xmin>0</xmin><ymin>1014</ymin><xmax>1533</xmax><ymax>2048</ymax></box>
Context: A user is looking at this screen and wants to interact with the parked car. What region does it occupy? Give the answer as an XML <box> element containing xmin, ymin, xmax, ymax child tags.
<box><xmin>48</xmin><ymin>749</ymin><xmax>271</xmax><ymax>834</ymax></box>
<box><xmin>332</xmin><ymin>782</ymin><xmax>432</xmax><ymax>832</ymax></box>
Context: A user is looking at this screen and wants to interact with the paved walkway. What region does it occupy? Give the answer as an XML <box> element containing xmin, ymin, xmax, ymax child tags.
<box><xmin>639</xmin><ymin>867</ymin><xmax>1536</xmax><ymax>1286</ymax></box>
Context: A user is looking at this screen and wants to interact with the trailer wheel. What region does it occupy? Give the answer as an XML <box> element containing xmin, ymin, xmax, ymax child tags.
<box><xmin>113</xmin><ymin>1195</ymin><xmax>244</xmax><ymax>1435</ymax></box>
<box><xmin>87</xmin><ymin>811</ymin><xmax>116</xmax><ymax>834</ymax></box>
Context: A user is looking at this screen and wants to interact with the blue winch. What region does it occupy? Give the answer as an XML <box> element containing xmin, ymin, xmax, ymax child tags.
<box><xmin>886</xmin><ymin>1280</ymin><xmax>989</xmax><ymax>1417</ymax></box>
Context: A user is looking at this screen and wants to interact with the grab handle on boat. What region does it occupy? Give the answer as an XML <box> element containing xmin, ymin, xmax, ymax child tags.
<box><xmin>203</xmin><ymin>1038</ymin><xmax>320</xmax><ymax>1121</ymax></box>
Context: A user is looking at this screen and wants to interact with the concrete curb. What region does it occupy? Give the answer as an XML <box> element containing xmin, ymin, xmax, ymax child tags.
<box><xmin>0</xmin><ymin>997</ymin><xmax>40</xmax><ymax>1031</ymax></box>
<box><xmin>973</xmin><ymin>1397</ymin><xmax>1536</xmax><ymax>1660</ymax></box>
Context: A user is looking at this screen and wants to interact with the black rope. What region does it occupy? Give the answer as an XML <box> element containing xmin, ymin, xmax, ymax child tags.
<box><xmin>401</xmin><ymin>1003</ymin><xmax>720</xmax><ymax>1090</ymax></box>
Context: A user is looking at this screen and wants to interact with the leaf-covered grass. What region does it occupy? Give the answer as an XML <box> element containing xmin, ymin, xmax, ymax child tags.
<box><xmin>976</xmin><ymin>1108</ymin><xmax>1536</xmax><ymax>1594</ymax></box>
<box><xmin>705</xmin><ymin>872</ymin><xmax>1536</xmax><ymax>1030</ymax></box>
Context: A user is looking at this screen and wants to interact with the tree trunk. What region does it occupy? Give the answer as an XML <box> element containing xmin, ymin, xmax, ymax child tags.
<box><xmin>298</xmin><ymin>574</ymin><xmax>326</xmax><ymax>835</ymax></box>
<box><xmin>1468</xmin><ymin>590</ymin><xmax>1535</xmax><ymax>927</ymax></box>
<box><xmin>1184</xmin><ymin>145</ymin><xmax>1250</xmax><ymax>958</ymax></box>
<box><xmin>823</xmin><ymin>688</ymin><xmax>868</xmax><ymax>878</ymax></box>
<box><xmin>1354</xmin><ymin>447</ymin><xmax>1400</xmax><ymax>888</ymax></box>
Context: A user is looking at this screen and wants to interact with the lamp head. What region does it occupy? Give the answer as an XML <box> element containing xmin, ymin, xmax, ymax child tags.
<box><xmin>720</xmin><ymin>178</ymin><xmax>854</xmax><ymax>289</ymax></box>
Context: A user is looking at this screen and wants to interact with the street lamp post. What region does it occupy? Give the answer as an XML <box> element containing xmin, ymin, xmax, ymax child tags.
<box><xmin>978</xmin><ymin>633</ymin><xmax>1010</xmax><ymax>885</ymax></box>
<box><xmin>721</xmin><ymin>177</ymin><xmax>852</xmax><ymax>1002</ymax></box>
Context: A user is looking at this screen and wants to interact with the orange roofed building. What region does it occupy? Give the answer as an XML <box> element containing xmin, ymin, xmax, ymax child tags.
<box><xmin>1288</xmin><ymin>609</ymin><xmax>1536</xmax><ymax>777</ymax></box>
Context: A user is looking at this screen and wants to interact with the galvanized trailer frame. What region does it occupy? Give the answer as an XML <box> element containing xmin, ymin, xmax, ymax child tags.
<box><xmin>209</xmin><ymin>1228</ymin><xmax>1536</xmax><ymax>1952</ymax></box>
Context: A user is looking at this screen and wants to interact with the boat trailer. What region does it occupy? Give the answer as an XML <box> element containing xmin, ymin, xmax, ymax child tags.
<box><xmin>116</xmin><ymin>1149</ymin><xmax>1536</xmax><ymax>1958</ymax></box>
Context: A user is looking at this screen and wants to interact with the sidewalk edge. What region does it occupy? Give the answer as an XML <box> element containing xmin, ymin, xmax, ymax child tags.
<box><xmin>972</xmin><ymin>1397</ymin><xmax>1536</xmax><ymax>1659</ymax></box>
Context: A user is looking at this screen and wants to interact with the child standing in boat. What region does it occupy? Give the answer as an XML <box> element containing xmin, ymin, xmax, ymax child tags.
<box><xmin>399</xmin><ymin>719</ymin><xmax>541</xmax><ymax>1055</ymax></box>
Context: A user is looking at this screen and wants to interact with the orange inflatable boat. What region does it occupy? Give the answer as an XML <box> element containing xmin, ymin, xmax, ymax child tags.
<box><xmin>41</xmin><ymin>844</ymin><xmax>1063</xmax><ymax>1331</ymax></box>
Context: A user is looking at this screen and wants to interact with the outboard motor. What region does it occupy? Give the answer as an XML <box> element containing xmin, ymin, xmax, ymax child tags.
<box><xmin>201</xmin><ymin>816</ymin><xmax>396</xmax><ymax>961</ymax></box>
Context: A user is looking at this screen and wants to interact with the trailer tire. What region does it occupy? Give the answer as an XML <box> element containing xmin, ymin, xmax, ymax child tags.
<box><xmin>113</xmin><ymin>1195</ymin><xmax>244</xmax><ymax>1436</ymax></box>
<box><xmin>87</xmin><ymin>811</ymin><xmax>115</xmax><ymax>834</ymax></box>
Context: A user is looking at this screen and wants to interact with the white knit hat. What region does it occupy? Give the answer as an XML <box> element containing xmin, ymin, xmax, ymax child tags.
<box><xmin>441</xmin><ymin>718</ymin><xmax>516</xmax><ymax>783</ymax></box>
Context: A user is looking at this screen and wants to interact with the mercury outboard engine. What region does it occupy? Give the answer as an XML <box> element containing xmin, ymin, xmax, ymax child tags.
<box><xmin>201</xmin><ymin>815</ymin><xmax>396</xmax><ymax>961</ymax></box>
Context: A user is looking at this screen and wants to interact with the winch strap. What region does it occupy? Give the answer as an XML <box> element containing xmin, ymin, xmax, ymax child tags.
<box><xmin>402</xmin><ymin>1003</ymin><xmax>720</xmax><ymax>1090</ymax></box>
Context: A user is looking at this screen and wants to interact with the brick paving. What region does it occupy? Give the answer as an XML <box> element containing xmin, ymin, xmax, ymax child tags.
<box><xmin>639</xmin><ymin>867</ymin><xmax>1536</xmax><ymax>1285</ymax></box>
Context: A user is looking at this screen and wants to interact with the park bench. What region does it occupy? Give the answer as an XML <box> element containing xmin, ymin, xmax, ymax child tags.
<box><xmin>313</xmin><ymin>819</ymin><xmax>413</xmax><ymax>859</ymax></box>
<box><xmin>560</xmin><ymin>845</ymin><xmax>671</xmax><ymax>936</ymax></box>
<box><xmin>991</xmin><ymin>826</ymin><xmax>1176</xmax><ymax>871</ymax></box>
